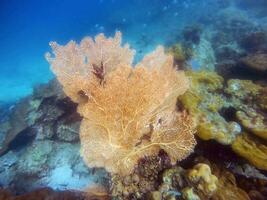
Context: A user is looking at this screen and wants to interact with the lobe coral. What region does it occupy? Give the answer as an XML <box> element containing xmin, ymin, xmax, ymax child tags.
<box><xmin>46</xmin><ymin>31</ymin><xmax>196</xmax><ymax>176</ymax></box>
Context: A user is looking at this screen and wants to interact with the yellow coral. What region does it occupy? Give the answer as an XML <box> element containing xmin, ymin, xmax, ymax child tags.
<box><xmin>236</xmin><ymin>111</ymin><xmax>267</xmax><ymax>140</ymax></box>
<box><xmin>182</xmin><ymin>187</ymin><xmax>200</xmax><ymax>200</ymax></box>
<box><xmin>225</xmin><ymin>79</ymin><xmax>262</xmax><ymax>100</ymax></box>
<box><xmin>232</xmin><ymin>133</ymin><xmax>267</xmax><ymax>171</ymax></box>
<box><xmin>46</xmin><ymin>32</ymin><xmax>196</xmax><ymax>176</ymax></box>
<box><xmin>187</xmin><ymin>163</ymin><xmax>218</xmax><ymax>197</ymax></box>
<box><xmin>180</xmin><ymin>71</ymin><xmax>240</xmax><ymax>145</ymax></box>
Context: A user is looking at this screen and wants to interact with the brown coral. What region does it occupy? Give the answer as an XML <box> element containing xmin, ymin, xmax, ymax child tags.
<box><xmin>212</xmin><ymin>169</ymin><xmax>250</xmax><ymax>200</ymax></box>
<box><xmin>46</xmin><ymin>31</ymin><xmax>196</xmax><ymax>176</ymax></box>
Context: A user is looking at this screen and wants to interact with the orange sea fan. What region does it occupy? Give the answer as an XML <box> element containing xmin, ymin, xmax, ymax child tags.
<box><xmin>46</xmin><ymin>31</ymin><xmax>196</xmax><ymax>176</ymax></box>
<box><xmin>46</xmin><ymin>31</ymin><xmax>135</xmax><ymax>103</ymax></box>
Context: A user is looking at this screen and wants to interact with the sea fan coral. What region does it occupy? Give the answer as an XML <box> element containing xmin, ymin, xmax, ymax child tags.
<box><xmin>46</xmin><ymin>31</ymin><xmax>196</xmax><ymax>176</ymax></box>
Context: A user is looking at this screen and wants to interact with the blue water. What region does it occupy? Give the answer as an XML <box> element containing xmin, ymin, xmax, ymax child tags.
<box><xmin>0</xmin><ymin>0</ymin><xmax>267</xmax><ymax>102</ymax></box>
<box><xmin>0</xmin><ymin>0</ymin><xmax>224</xmax><ymax>104</ymax></box>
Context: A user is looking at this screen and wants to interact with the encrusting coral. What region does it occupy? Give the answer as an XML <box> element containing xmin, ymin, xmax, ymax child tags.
<box><xmin>150</xmin><ymin>163</ymin><xmax>218</xmax><ymax>200</ymax></box>
<box><xmin>179</xmin><ymin>71</ymin><xmax>241</xmax><ymax>145</ymax></box>
<box><xmin>46</xmin><ymin>31</ymin><xmax>196</xmax><ymax>176</ymax></box>
<box><xmin>225</xmin><ymin>79</ymin><xmax>267</xmax><ymax>141</ymax></box>
<box><xmin>232</xmin><ymin>133</ymin><xmax>267</xmax><ymax>171</ymax></box>
<box><xmin>178</xmin><ymin>69</ymin><xmax>267</xmax><ymax>171</ymax></box>
<box><xmin>186</xmin><ymin>163</ymin><xmax>218</xmax><ymax>197</ymax></box>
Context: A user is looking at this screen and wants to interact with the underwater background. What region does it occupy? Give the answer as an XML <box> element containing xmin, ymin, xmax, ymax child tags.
<box><xmin>0</xmin><ymin>0</ymin><xmax>249</xmax><ymax>104</ymax></box>
<box><xmin>0</xmin><ymin>0</ymin><xmax>267</xmax><ymax>199</ymax></box>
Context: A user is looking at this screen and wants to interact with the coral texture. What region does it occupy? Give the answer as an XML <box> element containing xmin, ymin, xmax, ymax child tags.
<box><xmin>212</xmin><ymin>169</ymin><xmax>250</xmax><ymax>200</ymax></box>
<box><xmin>147</xmin><ymin>162</ymin><xmax>218</xmax><ymax>200</ymax></box>
<box><xmin>232</xmin><ymin>133</ymin><xmax>267</xmax><ymax>171</ymax></box>
<box><xmin>46</xmin><ymin>32</ymin><xmax>196</xmax><ymax>176</ymax></box>
<box><xmin>180</xmin><ymin>71</ymin><xmax>241</xmax><ymax>145</ymax></box>
<box><xmin>186</xmin><ymin>163</ymin><xmax>218</xmax><ymax>197</ymax></box>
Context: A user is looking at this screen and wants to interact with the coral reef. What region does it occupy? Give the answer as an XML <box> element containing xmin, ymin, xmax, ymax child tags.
<box><xmin>0</xmin><ymin>80</ymin><xmax>70</xmax><ymax>156</ymax></box>
<box><xmin>240</xmin><ymin>31</ymin><xmax>267</xmax><ymax>52</ymax></box>
<box><xmin>186</xmin><ymin>164</ymin><xmax>218</xmax><ymax>197</ymax></box>
<box><xmin>212</xmin><ymin>168</ymin><xmax>250</xmax><ymax>200</ymax></box>
<box><xmin>208</xmin><ymin>5</ymin><xmax>267</xmax><ymax>80</ymax></box>
<box><xmin>0</xmin><ymin>97</ymin><xmax>40</xmax><ymax>156</ymax></box>
<box><xmin>0</xmin><ymin>80</ymin><xmax>107</xmax><ymax>193</ymax></box>
<box><xmin>1</xmin><ymin>1</ymin><xmax>267</xmax><ymax>199</ymax></box>
<box><xmin>47</xmin><ymin>31</ymin><xmax>196</xmax><ymax>176</ymax></box>
<box><xmin>180</xmin><ymin>71</ymin><xmax>241</xmax><ymax>144</ymax></box>
<box><xmin>179</xmin><ymin>70</ymin><xmax>267</xmax><ymax>171</ymax></box>
<box><xmin>225</xmin><ymin>79</ymin><xmax>262</xmax><ymax>100</ymax></box>
<box><xmin>241</xmin><ymin>53</ymin><xmax>267</xmax><ymax>72</ymax></box>
<box><xmin>225</xmin><ymin>79</ymin><xmax>267</xmax><ymax>141</ymax></box>
<box><xmin>236</xmin><ymin>111</ymin><xmax>267</xmax><ymax>140</ymax></box>
<box><xmin>232</xmin><ymin>133</ymin><xmax>267</xmax><ymax>171</ymax></box>
<box><xmin>111</xmin><ymin>153</ymin><xmax>256</xmax><ymax>200</ymax></box>
<box><xmin>111</xmin><ymin>157</ymin><xmax>219</xmax><ymax>200</ymax></box>
<box><xmin>111</xmin><ymin>151</ymin><xmax>171</xmax><ymax>199</ymax></box>
<box><xmin>190</xmin><ymin>38</ymin><xmax>216</xmax><ymax>71</ymax></box>
<box><xmin>169</xmin><ymin>25</ymin><xmax>216</xmax><ymax>72</ymax></box>
<box><xmin>0</xmin><ymin>69</ymin><xmax>266</xmax><ymax>199</ymax></box>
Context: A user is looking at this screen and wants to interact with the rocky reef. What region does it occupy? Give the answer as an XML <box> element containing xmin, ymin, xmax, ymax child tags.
<box><xmin>0</xmin><ymin>80</ymin><xmax>108</xmax><ymax>196</ymax></box>
<box><xmin>179</xmin><ymin>70</ymin><xmax>267</xmax><ymax>171</ymax></box>
<box><xmin>108</xmin><ymin>4</ymin><xmax>267</xmax><ymax>199</ymax></box>
<box><xmin>0</xmin><ymin>63</ymin><xmax>266</xmax><ymax>200</ymax></box>
<box><xmin>0</xmin><ymin>2</ymin><xmax>267</xmax><ymax>200</ymax></box>
<box><xmin>110</xmin><ymin>144</ymin><xmax>267</xmax><ymax>200</ymax></box>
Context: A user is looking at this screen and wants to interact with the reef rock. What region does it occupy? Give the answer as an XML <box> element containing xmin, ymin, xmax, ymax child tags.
<box><xmin>214</xmin><ymin>6</ymin><xmax>257</xmax><ymax>44</ymax></box>
<box><xmin>241</xmin><ymin>53</ymin><xmax>267</xmax><ymax>72</ymax></box>
<box><xmin>56</xmin><ymin>119</ymin><xmax>80</xmax><ymax>142</ymax></box>
<box><xmin>191</xmin><ymin>38</ymin><xmax>216</xmax><ymax>71</ymax></box>
<box><xmin>0</xmin><ymin>132</ymin><xmax>107</xmax><ymax>194</ymax></box>
<box><xmin>240</xmin><ymin>31</ymin><xmax>267</xmax><ymax>52</ymax></box>
<box><xmin>0</xmin><ymin>79</ymin><xmax>107</xmax><ymax>193</ymax></box>
<box><xmin>0</xmin><ymin>80</ymin><xmax>67</xmax><ymax>156</ymax></box>
<box><xmin>0</xmin><ymin>97</ymin><xmax>41</xmax><ymax>156</ymax></box>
